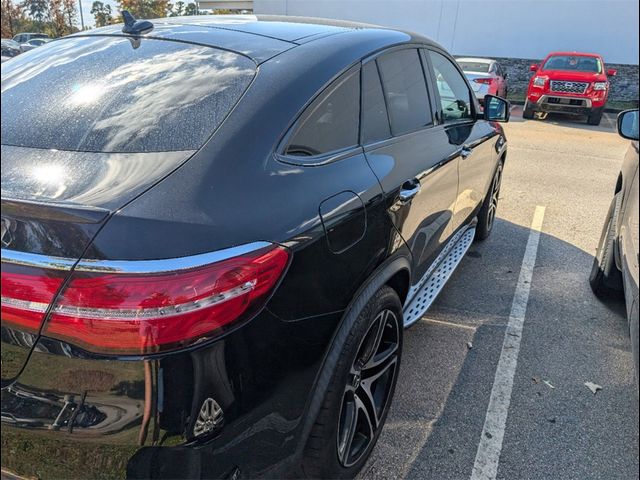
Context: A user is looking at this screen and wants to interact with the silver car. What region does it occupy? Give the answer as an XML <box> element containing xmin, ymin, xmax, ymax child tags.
<box><xmin>457</xmin><ymin>57</ymin><xmax>508</xmax><ymax>104</ymax></box>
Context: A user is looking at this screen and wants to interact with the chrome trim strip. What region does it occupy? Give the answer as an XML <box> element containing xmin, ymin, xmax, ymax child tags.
<box><xmin>52</xmin><ymin>280</ymin><xmax>257</xmax><ymax>320</ymax></box>
<box><xmin>0</xmin><ymin>296</ymin><xmax>49</xmax><ymax>313</ymax></box>
<box><xmin>1</xmin><ymin>242</ymin><xmax>273</xmax><ymax>274</ymax></box>
<box><xmin>0</xmin><ymin>250</ymin><xmax>76</xmax><ymax>271</ymax></box>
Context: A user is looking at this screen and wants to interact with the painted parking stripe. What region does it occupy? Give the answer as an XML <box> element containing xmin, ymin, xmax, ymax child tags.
<box><xmin>470</xmin><ymin>205</ymin><xmax>546</xmax><ymax>480</ymax></box>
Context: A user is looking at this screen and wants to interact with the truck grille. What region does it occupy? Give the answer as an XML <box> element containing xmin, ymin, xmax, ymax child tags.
<box><xmin>550</xmin><ymin>81</ymin><xmax>588</xmax><ymax>94</ymax></box>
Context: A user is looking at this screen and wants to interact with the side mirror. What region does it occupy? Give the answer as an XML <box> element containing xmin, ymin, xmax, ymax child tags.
<box><xmin>483</xmin><ymin>95</ymin><xmax>510</xmax><ymax>122</ymax></box>
<box><xmin>530</xmin><ymin>64</ymin><xmax>538</xmax><ymax>72</ymax></box>
<box><xmin>607</xmin><ymin>68</ymin><xmax>617</xmax><ymax>77</ymax></box>
<box><xmin>617</xmin><ymin>109</ymin><xmax>639</xmax><ymax>140</ymax></box>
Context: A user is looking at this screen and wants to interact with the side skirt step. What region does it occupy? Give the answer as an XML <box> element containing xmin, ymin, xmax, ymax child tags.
<box><xmin>403</xmin><ymin>226</ymin><xmax>476</xmax><ymax>328</ymax></box>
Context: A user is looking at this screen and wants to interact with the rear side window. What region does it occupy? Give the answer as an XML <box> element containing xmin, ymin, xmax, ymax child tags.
<box><xmin>1</xmin><ymin>36</ymin><xmax>256</xmax><ymax>153</ymax></box>
<box><xmin>377</xmin><ymin>49</ymin><xmax>432</xmax><ymax>136</ymax></box>
<box><xmin>429</xmin><ymin>51</ymin><xmax>473</xmax><ymax>123</ymax></box>
<box><xmin>284</xmin><ymin>69</ymin><xmax>360</xmax><ymax>157</ymax></box>
<box><xmin>361</xmin><ymin>61</ymin><xmax>390</xmax><ymax>144</ymax></box>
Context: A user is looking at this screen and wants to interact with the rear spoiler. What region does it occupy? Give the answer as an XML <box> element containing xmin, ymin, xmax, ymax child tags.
<box><xmin>1</xmin><ymin>197</ymin><xmax>110</xmax><ymax>224</ymax></box>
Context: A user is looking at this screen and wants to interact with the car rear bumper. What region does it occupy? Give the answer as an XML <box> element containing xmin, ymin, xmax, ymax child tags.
<box><xmin>1</xmin><ymin>308</ymin><xmax>341</xmax><ymax>479</ymax></box>
<box><xmin>472</xmin><ymin>84</ymin><xmax>490</xmax><ymax>103</ymax></box>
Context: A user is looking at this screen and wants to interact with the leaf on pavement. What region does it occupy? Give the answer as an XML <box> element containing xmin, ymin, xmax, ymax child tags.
<box><xmin>584</xmin><ymin>381</ymin><xmax>602</xmax><ymax>394</ymax></box>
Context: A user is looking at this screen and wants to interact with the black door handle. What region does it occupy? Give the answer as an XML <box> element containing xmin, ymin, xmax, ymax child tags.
<box><xmin>460</xmin><ymin>146</ymin><xmax>473</xmax><ymax>159</ymax></box>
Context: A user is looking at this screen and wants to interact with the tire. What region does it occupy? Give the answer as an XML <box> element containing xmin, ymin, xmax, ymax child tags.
<box><xmin>587</xmin><ymin>108</ymin><xmax>603</xmax><ymax>126</ymax></box>
<box><xmin>300</xmin><ymin>286</ymin><xmax>403</xmax><ymax>479</ymax></box>
<box><xmin>522</xmin><ymin>100</ymin><xmax>535</xmax><ymax>119</ymax></box>
<box><xmin>475</xmin><ymin>160</ymin><xmax>504</xmax><ymax>242</ymax></box>
<box><xmin>590</xmin><ymin>193</ymin><xmax>624</xmax><ymax>298</ymax></box>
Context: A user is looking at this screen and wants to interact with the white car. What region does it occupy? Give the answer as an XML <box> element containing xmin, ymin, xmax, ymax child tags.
<box><xmin>457</xmin><ymin>57</ymin><xmax>508</xmax><ymax>104</ymax></box>
<box><xmin>20</xmin><ymin>38</ymin><xmax>51</xmax><ymax>52</ymax></box>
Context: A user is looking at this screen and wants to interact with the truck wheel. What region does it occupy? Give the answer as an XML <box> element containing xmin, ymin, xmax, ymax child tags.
<box><xmin>301</xmin><ymin>286</ymin><xmax>403</xmax><ymax>479</ymax></box>
<box><xmin>590</xmin><ymin>193</ymin><xmax>624</xmax><ymax>298</ymax></box>
<box><xmin>587</xmin><ymin>108</ymin><xmax>604</xmax><ymax>126</ymax></box>
<box><xmin>475</xmin><ymin>160</ymin><xmax>504</xmax><ymax>242</ymax></box>
<box><xmin>522</xmin><ymin>100</ymin><xmax>535</xmax><ymax>119</ymax></box>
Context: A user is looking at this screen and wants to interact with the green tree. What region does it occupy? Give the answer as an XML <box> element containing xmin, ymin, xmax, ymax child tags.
<box><xmin>184</xmin><ymin>1</ymin><xmax>196</xmax><ymax>15</ymax></box>
<box><xmin>169</xmin><ymin>0</ymin><xmax>183</xmax><ymax>16</ymax></box>
<box><xmin>22</xmin><ymin>0</ymin><xmax>48</xmax><ymax>23</ymax></box>
<box><xmin>117</xmin><ymin>0</ymin><xmax>169</xmax><ymax>19</ymax></box>
<box><xmin>91</xmin><ymin>0</ymin><xmax>113</xmax><ymax>26</ymax></box>
<box><xmin>62</xmin><ymin>0</ymin><xmax>77</xmax><ymax>28</ymax></box>
<box><xmin>1</xmin><ymin>0</ymin><xmax>25</xmax><ymax>37</ymax></box>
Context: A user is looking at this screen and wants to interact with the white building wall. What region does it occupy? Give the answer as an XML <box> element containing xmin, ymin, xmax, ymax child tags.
<box><xmin>254</xmin><ymin>0</ymin><xmax>640</xmax><ymax>65</ymax></box>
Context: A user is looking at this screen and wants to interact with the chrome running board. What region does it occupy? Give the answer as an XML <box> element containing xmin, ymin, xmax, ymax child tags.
<box><xmin>403</xmin><ymin>226</ymin><xmax>476</xmax><ymax>328</ymax></box>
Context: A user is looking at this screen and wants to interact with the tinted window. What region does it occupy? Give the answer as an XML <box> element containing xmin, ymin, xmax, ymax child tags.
<box><xmin>429</xmin><ymin>51</ymin><xmax>473</xmax><ymax>122</ymax></box>
<box><xmin>543</xmin><ymin>55</ymin><xmax>602</xmax><ymax>73</ymax></box>
<box><xmin>361</xmin><ymin>61</ymin><xmax>390</xmax><ymax>144</ymax></box>
<box><xmin>1</xmin><ymin>36</ymin><xmax>256</xmax><ymax>152</ymax></box>
<box><xmin>285</xmin><ymin>69</ymin><xmax>360</xmax><ymax>157</ymax></box>
<box><xmin>377</xmin><ymin>49</ymin><xmax>432</xmax><ymax>135</ymax></box>
<box><xmin>458</xmin><ymin>61</ymin><xmax>491</xmax><ymax>73</ymax></box>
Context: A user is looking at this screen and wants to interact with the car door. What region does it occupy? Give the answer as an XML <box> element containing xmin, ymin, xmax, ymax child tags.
<box><xmin>426</xmin><ymin>49</ymin><xmax>502</xmax><ymax>232</ymax></box>
<box><xmin>361</xmin><ymin>47</ymin><xmax>459</xmax><ymax>285</ymax></box>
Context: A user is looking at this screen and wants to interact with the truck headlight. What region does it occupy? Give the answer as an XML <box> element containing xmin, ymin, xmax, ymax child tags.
<box><xmin>593</xmin><ymin>82</ymin><xmax>608</xmax><ymax>91</ymax></box>
<box><xmin>533</xmin><ymin>77</ymin><xmax>546</xmax><ymax>87</ymax></box>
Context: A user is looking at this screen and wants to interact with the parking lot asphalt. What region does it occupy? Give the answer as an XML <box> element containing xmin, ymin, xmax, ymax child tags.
<box><xmin>359</xmin><ymin>108</ymin><xmax>639</xmax><ymax>480</ymax></box>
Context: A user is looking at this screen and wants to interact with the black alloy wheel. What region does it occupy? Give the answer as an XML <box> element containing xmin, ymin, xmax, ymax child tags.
<box><xmin>475</xmin><ymin>161</ymin><xmax>503</xmax><ymax>241</ymax></box>
<box><xmin>336</xmin><ymin>308</ymin><xmax>401</xmax><ymax>467</ymax></box>
<box><xmin>486</xmin><ymin>162</ymin><xmax>503</xmax><ymax>233</ymax></box>
<box><xmin>300</xmin><ymin>286</ymin><xmax>403</xmax><ymax>479</ymax></box>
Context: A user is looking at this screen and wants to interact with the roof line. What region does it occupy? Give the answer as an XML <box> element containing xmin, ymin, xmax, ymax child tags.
<box><xmin>67</xmin><ymin>33</ymin><xmax>259</xmax><ymax>65</ymax></box>
<box><xmin>159</xmin><ymin>22</ymin><xmax>299</xmax><ymax>45</ymax></box>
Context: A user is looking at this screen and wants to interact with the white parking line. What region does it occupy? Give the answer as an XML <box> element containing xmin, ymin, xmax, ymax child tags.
<box><xmin>470</xmin><ymin>205</ymin><xmax>546</xmax><ymax>480</ymax></box>
<box><xmin>423</xmin><ymin>318</ymin><xmax>477</xmax><ymax>331</ymax></box>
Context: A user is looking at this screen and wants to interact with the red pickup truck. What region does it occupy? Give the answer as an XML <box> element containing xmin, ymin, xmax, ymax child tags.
<box><xmin>524</xmin><ymin>52</ymin><xmax>617</xmax><ymax>125</ymax></box>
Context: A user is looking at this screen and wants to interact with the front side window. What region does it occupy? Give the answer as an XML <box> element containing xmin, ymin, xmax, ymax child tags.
<box><xmin>1</xmin><ymin>36</ymin><xmax>256</xmax><ymax>153</ymax></box>
<box><xmin>284</xmin><ymin>69</ymin><xmax>360</xmax><ymax>157</ymax></box>
<box><xmin>429</xmin><ymin>51</ymin><xmax>473</xmax><ymax>123</ymax></box>
<box><xmin>377</xmin><ymin>49</ymin><xmax>432</xmax><ymax>136</ymax></box>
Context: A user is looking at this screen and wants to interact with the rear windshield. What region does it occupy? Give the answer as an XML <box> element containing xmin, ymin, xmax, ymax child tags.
<box><xmin>1</xmin><ymin>36</ymin><xmax>256</xmax><ymax>153</ymax></box>
<box><xmin>458</xmin><ymin>61</ymin><xmax>491</xmax><ymax>73</ymax></box>
<box><xmin>542</xmin><ymin>55</ymin><xmax>602</xmax><ymax>73</ymax></box>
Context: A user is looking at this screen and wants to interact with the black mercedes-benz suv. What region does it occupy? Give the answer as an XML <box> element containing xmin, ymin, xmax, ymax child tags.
<box><xmin>0</xmin><ymin>15</ymin><xmax>509</xmax><ymax>479</ymax></box>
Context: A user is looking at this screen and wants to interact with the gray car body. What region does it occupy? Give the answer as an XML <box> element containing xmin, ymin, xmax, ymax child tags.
<box><xmin>615</xmin><ymin>135</ymin><xmax>639</xmax><ymax>382</ymax></box>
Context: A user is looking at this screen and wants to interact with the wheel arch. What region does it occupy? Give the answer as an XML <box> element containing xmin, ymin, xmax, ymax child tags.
<box><xmin>279</xmin><ymin>253</ymin><xmax>411</xmax><ymax>476</ymax></box>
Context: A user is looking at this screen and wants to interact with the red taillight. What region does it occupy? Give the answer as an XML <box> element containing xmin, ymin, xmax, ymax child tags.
<box><xmin>474</xmin><ymin>78</ymin><xmax>493</xmax><ymax>85</ymax></box>
<box><xmin>2</xmin><ymin>244</ymin><xmax>289</xmax><ymax>355</ymax></box>
<box><xmin>1</xmin><ymin>264</ymin><xmax>66</xmax><ymax>333</ymax></box>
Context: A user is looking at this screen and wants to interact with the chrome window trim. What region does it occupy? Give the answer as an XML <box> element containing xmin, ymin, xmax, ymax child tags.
<box><xmin>1</xmin><ymin>241</ymin><xmax>272</xmax><ymax>274</ymax></box>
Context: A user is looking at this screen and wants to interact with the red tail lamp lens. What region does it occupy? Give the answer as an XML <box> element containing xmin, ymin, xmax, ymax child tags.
<box><xmin>43</xmin><ymin>245</ymin><xmax>289</xmax><ymax>355</ymax></box>
<box><xmin>1</xmin><ymin>264</ymin><xmax>66</xmax><ymax>333</ymax></box>
<box><xmin>474</xmin><ymin>78</ymin><xmax>493</xmax><ymax>85</ymax></box>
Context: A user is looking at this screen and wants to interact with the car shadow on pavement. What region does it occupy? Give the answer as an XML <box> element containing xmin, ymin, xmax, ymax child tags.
<box><xmin>361</xmin><ymin>218</ymin><xmax>636</xmax><ymax>480</ymax></box>
<box><xmin>510</xmin><ymin>105</ymin><xmax>619</xmax><ymax>134</ymax></box>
